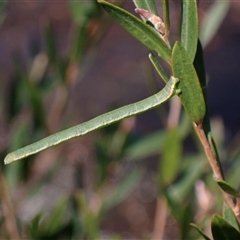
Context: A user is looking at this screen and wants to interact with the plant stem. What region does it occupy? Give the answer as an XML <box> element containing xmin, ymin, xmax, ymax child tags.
<box><xmin>236</xmin><ymin>199</ymin><xmax>240</xmax><ymax>218</ymax></box>
<box><xmin>194</xmin><ymin>121</ymin><xmax>240</xmax><ymax>221</ymax></box>
<box><xmin>0</xmin><ymin>170</ymin><xmax>21</xmax><ymax>239</ymax></box>
<box><xmin>167</xmin><ymin>96</ymin><xmax>181</xmax><ymax>128</ymax></box>
<box><xmin>153</xmin><ymin>197</ymin><xmax>167</xmax><ymax>239</ymax></box>
<box><xmin>195</xmin><ymin>122</ymin><xmax>222</xmax><ymax>181</ymax></box>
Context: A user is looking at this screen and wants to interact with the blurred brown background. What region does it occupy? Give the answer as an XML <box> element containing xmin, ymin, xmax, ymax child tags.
<box><xmin>1</xmin><ymin>0</ymin><xmax>240</xmax><ymax>239</ymax></box>
<box><xmin>1</xmin><ymin>0</ymin><xmax>240</xmax><ymax>135</ymax></box>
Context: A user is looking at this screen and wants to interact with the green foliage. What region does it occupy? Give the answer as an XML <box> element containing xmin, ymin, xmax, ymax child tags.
<box><xmin>28</xmin><ymin>197</ymin><xmax>69</xmax><ymax>239</ymax></box>
<box><xmin>211</xmin><ymin>215</ymin><xmax>240</xmax><ymax>240</ymax></box>
<box><xmin>99</xmin><ymin>0</ymin><xmax>171</xmax><ymax>62</ymax></box>
<box><xmin>123</xmin><ymin>129</ymin><xmax>166</xmax><ymax>160</ymax></box>
<box><xmin>1</xmin><ymin>0</ymin><xmax>237</xmax><ymax>239</ymax></box>
<box><xmin>160</xmin><ymin>128</ymin><xmax>181</xmax><ymax>185</ymax></box>
<box><xmin>148</xmin><ymin>52</ymin><xmax>169</xmax><ymax>83</ymax></box>
<box><xmin>99</xmin><ymin>168</ymin><xmax>143</xmax><ymax>218</ymax></box>
<box><xmin>200</xmin><ymin>0</ymin><xmax>230</xmax><ymax>48</ymax></box>
<box><xmin>223</xmin><ymin>204</ymin><xmax>240</xmax><ymax>231</ymax></box>
<box><xmin>172</xmin><ymin>41</ymin><xmax>206</xmax><ymax>122</ymax></box>
<box><xmin>217</xmin><ymin>180</ymin><xmax>240</xmax><ymax>198</ymax></box>
<box><xmin>132</xmin><ymin>0</ymin><xmax>158</xmax><ymax>16</ymax></box>
<box><xmin>180</xmin><ymin>0</ymin><xmax>198</xmax><ymax>62</ymax></box>
<box><xmin>190</xmin><ymin>223</ymin><xmax>211</xmax><ymax>240</ymax></box>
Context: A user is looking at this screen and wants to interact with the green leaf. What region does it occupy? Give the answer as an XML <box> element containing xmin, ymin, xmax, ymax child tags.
<box><xmin>123</xmin><ymin>130</ymin><xmax>166</xmax><ymax>161</ymax></box>
<box><xmin>25</xmin><ymin>77</ymin><xmax>47</xmax><ymax>129</ymax></box>
<box><xmin>200</xmin><ymin>0</ymin><xmax>230</xmax><ymax>48</ymax></box>
<box><xmin>180</xmin><ymin>204</ymin><xmax>192</xmax><ymax>240</ymax></box>
<box><xmin>8</xmin><ymin>69</ymin><xmax>27</xmax><ymax>119</ymax></box>
<box><xmin>172</xmin><ymin>41</ymin><xmax>206</xmax><ymax>123</ymax></box>
<box><xmin>190</xmin><ymin>223</ymin><xmax>212</xmax><ymax>240</ymax></box>
<box><xmin>160</xmin><ymin>128</ymin><xmax>182</xmax><ymax>185</ymax></box>
<box><xmin>223</xmin><ymin>203</ymin><xmax>240</xmax><ymax>231</ymax></box>
<box><xmin>28</xmin><ymin>214</ymin><xmax>42</xmax><ymax>238</ymax></box>
<box><xmin>193</xmin><ymin>40</ymin><xmax>210</xmax><ymax>133</ymax></box>
<box><xmin>99</xmin><ymin>169</ymin><xmax>142</xmax><ymax>217</ymax></box>
<box><xmin>148</xmin><ymin>52</ymin><xmax>169</xmax><ymax>83</ymax></box>
<box><xmin>76</xmin><ymin>191</ymin><xmax>100</xmax><ymax>239</ymax></box>
<box><xmin>69</xmin><ymin>0</ymin><xmax>99</xmax><ymax>62</ymax></box>
<box><xmin>98</xmin><ymin>0</ymin><xmax>171</xmax><ymax>62</ymax></box>
<box><xmin>44</xmin><ymin>22</ymin><xmax>57</xmax><ymax>64</ymax></box>
<box><xmin>193</xmin><ymin>40</ymin><xmax>207</xmax><ymax>98</ymax></box>
<box><xmin>211</xmin><ymin>215</ymin><xmax>240</xmax><ymax>240</ymax></box>
<box><xmin>0</xmin><ymin>0</ymin><xmax>7</xmax><ymax>12</ymax></box>
<box><xmin>158</xmin><ymin>179</ymin><xmax>179</xmax><ymax>219</ymax></box>
<box><xmin>169</xmin><ymin>156</ymin><xmax>207</xmax><ymax>203</ymax></box>
<box><xmin>69</xmin><ymin>0</ymin><xmax>98</xmax><ymax>25</ymax></box>
<box><xmin>181</xmin><ymin>0</ymin><xmax>198</xmax><ymax>62</ymax></box>
<box><xmin>28</xmin><ymin>194</ymin><xmax>70</xmax><ymax>238</ymax></box>
<box><xmin>178</xmin><ymin>111</ymin><xmax>192</xmax><ymax>139</ymax></box>
<box><xmin>69</xmin><ymin>0</ymin><xmax>86</xmax><ymax>24</ymax></box>
<box><xmin>70</xmin><ymin>24</ymin><xmax>87</xmax><ymax>62</ymax></box>
<box><xmin>0</xmin><ymin>0</ymin><xmax>7</xmax><ymax>26</ymax></box>
<box><xmin>194</xmin><ymin>40</ymin><xmax>223</xmax><ymax>175</ymax></box>
<box><xmin>162</xmin><ymin>0</ymin><xmax>170</xmax><ymax>33</ymax></box>
<box><xmin>42</xmin><ymin>196</ymin><xmax>69</xmax><ymax>235</ymax></box>
<box><xmin>217</xmin><ymin>180</ymin><xmax>240</xmax><ymax>198</ymax></box>
<box><xmin>132</xmin><ymin>0</ymin><xmax>158</xmax><ymax>16</ymax></box>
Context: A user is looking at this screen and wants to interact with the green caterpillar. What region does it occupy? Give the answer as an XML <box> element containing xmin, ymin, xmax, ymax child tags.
<box><xmin>4</xmin><ymin>77</ymin><xmax>180</xmax><ymax>164</ymax></box>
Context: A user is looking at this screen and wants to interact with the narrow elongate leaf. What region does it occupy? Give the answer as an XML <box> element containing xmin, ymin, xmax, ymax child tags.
<box><xmin>161</xmin><ymin>128</ymin><xmax>181</xmax><ymax>185</ymax></box>
<box><xmin>99</xmin><ymin>169</ymin><xmax>142</xmax><ymax>217</ymax></box>
<box><xmin>124</xmin><ymin>130</ymin><xmax>166</xmax><ymax>161</ymax></box>
<box><xmin>149</xmin><ymin>53</ymin><xmax>168</xmax><ymax>83</ymax></box>
<box><xmin>180</xmin><ymin>203</ymin><xmax>192</xmax><ymax>240</ymax></box>
<box><xmin>200</xmin><ymin>0</ymin><xmax>230</xmax><ymax>48</ymax></box>
<box><xmin>162</xmin><ymin>0</ymin><xmax>170</xmax><ymax>32</ymax></box>
<box><xmin>194</xmin><ymin>40</ymin><xmax>210</xmax><ymax>134</ymax></box>
<box><xmin>45</xmin><ymin>23</ymin><xmax>57</xmax><ymax>64</ymax></box>
<box><xmin>190</xmin><ymin>223</ymin><xmax>211</xmax><ymax>240</ymax></box>
<box><xmin>181</xmin><ymin>0</ymin><xmax>198</xmax><ymax>62</ymax></box>
<box><xmin>98</xmin><ymin>0</ymin><xmax>171</xmax><ymax>62</ymax></box>
<box><xmin>194</xmin><ymin>40</ymin><xmax>223</xmax><ymax>175</ymax></box>
<box><xmin>172</xmin><ymin>41</ymin><xmax>206</xmax><ymax>123</ymax></box>
<box><xmin>132</xmin><ymin>0</ymin><xmax>158</xmax><ymax>16</ymax></box>
<box><xmin>211</xmin><ymin>215</ymin><xmax>240</xmax><ymax>240</ymax></box>
<box><xmin>217</xmin><ymin>180</ymin><xmax>240</xmax><ymax>198</ymax></box>
<box><xmin>223</xmin><ymin>203</ymin><xmax>240</xmax><ymax>231</ymax></box>
<box><xmin>169</xmin><ymin>157</ymin><xmax>207</xmax><ymax>202</ymax></box>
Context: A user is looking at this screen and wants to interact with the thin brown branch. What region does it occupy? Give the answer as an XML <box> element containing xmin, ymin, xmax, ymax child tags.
<box><xmin>194</xmin><ymin>121</ymin><xmax>240</xmax><ymax>221</ymax></box>
<box><xmin>235</xmin><ymin>199</ymin><xmax>240</xmax><ymax>218</ymax></box>
<box><xmin>194</xmin><ymin>122</ymin><xmax>222</xmax><ymax>181</ymax></box>
<box><xmin>153</xmin><ymin>197</ymin><xmax>168</xmax><ymax>240</ymax></box>
<box><xmin>153</xmin><ymin>94</ymin><xmax>182</xmax><ymax>238</ymax></box>
<box><xmin>0</xmin><ymin>170</ymin><xmax>21</xmax><ymax>239</ymax></box>
<box><xmin>167</xmin><ymin>96</ymin><xmax>181</xmax><ymax>129</ymax></box>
